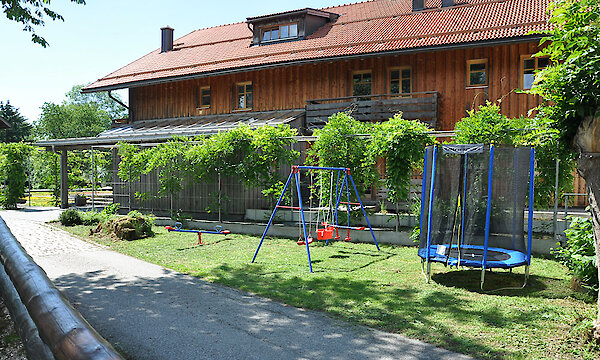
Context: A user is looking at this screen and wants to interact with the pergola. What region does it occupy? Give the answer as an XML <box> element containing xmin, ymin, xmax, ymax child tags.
<box><xmin>34</xmin><ymin>110</ymin><xmax>306</xmax><ymax>208</ymax></box>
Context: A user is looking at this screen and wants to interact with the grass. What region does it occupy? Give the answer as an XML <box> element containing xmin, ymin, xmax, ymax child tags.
<box><xmin>57</xmin><ymin>223</ymin><xmax>600</xmax><ymax>360</ymax></box>
<box><xmin>22</xmin><ymin>191</ymin><xmax>55</xmax><ymax>207</ymax></box>
<box><xmin>20</xmin><ymin>190</ymin><xmax>112</xmax><ymax>207</ymax></box>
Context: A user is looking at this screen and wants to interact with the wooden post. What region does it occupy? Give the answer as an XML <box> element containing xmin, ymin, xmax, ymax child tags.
<box><xmin>60</xmin><ymin>150</ymin><xmax>68</xmax><ymax>209</ymax></box>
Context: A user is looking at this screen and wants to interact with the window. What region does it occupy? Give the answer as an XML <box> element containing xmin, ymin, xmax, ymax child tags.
<box><xmin>521</xmin><ymin>56</ymin><xmax>550</xmax><ymax>90</ymax></box>
<box><xmin>261</xmin><ymin>23</ymin><xmax>298</xmax><ymax>42</ymax></box>
<box><xmin>199</xmin><ymin>86</ymin><xmax>211</xmax><ymax>108</ymax></box>
<box><xmin>389</xmin><ymin>67</ymin><xmax>412</xmax><ymax>96</ymax></box>
<box><xmin>352</xmin><ymin>71</ymin><xmax>372</xmax><ymax>97</ymax></box>
<box><xmin>467</xmin><ymin>59</ymin><xmax>488</xmax><ymax>87</ymax></box>
<box><xmin>236</xmin><ymin>82</ymin><xmax>253</xmax><ymax>110</ymax></box>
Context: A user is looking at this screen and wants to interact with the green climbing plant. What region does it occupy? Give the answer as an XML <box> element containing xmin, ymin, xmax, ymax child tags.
<box><xmin>308</xmin><ymin>112</ymin><xmax>377</xmax><ymax>193</ymax></box>
<box><xmin>117</xmin><ymin>124</ymin><xmax>299</xmax><ymax>208</ymax></box>
<box><xmin>369</xmin><ymin>114</ymin><xmax>436</xmax><ymax>203</ymax></box>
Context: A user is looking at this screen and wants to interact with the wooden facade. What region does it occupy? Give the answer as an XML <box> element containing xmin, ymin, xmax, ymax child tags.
<box><xmin>129</xmin><ymin>41</ymin><xmax>544</xmax><ymax>131</ymax></box>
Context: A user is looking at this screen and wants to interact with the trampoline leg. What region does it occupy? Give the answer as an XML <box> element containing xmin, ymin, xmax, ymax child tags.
<box><xmin>420</xmin><ymin>259</ymin><xmax>432</xmax><ymax>283</ymax></box>
<box><xmin>480</xmin><ymin>268</ymin><xmax>486</xmax><ymax>291</ymax></box>
<box><xmin>426</xmin><ymin>261</ymin><xmax>431</xmax><ymax>283</ymax></box>
<box><xmin>522</xmin><ymin>265</ymin><xmax>530</xmax><ymax>288</ymax></box>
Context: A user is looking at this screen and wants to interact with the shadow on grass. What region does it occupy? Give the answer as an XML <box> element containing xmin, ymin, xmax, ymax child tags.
<box><xmin>431</xmin><ymin>269</ymin><xmax>571</xmax><ymax>298</ymax></box>
<box><xmin>206</xmin><ymin>263</ymin><xmax>549</xmax><ymax>359</ymax></box>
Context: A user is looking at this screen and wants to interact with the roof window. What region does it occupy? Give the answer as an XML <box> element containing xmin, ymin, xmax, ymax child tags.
<box><xmin>262</xmin><ymin>23</ymin><xmax>298</xmax><ymax>42</ymax></box>
<box><xmin>247</xmin><ymin>8</ymin><xmax>338</xmax><ymax>46</ymax></box>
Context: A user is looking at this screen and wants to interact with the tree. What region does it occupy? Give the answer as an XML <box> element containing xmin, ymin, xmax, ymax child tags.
<box><xmin>0</xmin><ymin>100</ymin><xmax>31</xmax><ymax>142</ymax></box>
<box><xmin>0</xmin><ymin>143</ymin><xmax>32</xmax><ymax>209</ymax></box>
<box><xmin>2</xmin><ymin>0</ymin><xmax>85</xmax><ymax>47</ymax></box>
<box><xmin>35</xmin><ymin>84</ymin><xmax>125</xmax><ymax>140</ymax></box>
<box><xmin>65</xmin><ymin>85</ymin><xmax>127</xmax><ymax>119</ymax></box>
<box><xmin>36</xmin><ymin>101</ymin><xmax>111</xmax><ymax>139</ymax></box>
<box><xmin>453</xmin><ymin>102</ymin><xmax>576</xmax><ymax>208</ymax></box>
<box><xmin>32</xmin><ymin>85</ymin><xmax>118</xmax><ymax>196</ymax></box>
<box><xmin>528</xmin><ymin>0</ymin><xmax>600</xmax><ymax>340</ymax></box>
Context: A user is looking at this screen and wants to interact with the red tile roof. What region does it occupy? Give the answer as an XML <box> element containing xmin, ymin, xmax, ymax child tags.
<box><xmin>83</xmin><ymin>0</ymin><xmax>550</xmax><ymax>92</ymax></box>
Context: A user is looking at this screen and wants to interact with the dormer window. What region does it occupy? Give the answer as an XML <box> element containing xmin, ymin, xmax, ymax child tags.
<box><xmin>262</xmin><ymin>23</ymin><xmax>298</xmax><ymax>42</ymax></box>
<box><xmin>247</xmin><ymin>8</ymin><xmax>338</xmax><ymax>46</ymax></box>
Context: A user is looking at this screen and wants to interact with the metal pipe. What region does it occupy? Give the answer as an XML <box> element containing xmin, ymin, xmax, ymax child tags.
<box><xmin>553</xmin><ymin>157</ymin><xmax>559</xmax><ymax>242</ymax></box>
<box><xmin>424</xmin><ymin>145</ymin><xmax>438</xmax><ymax>283</ymax></box>
<box><xmin>527</xmin><ymin>148</ymin><xmax>535</xmax><ymax>264</ymax></box>
<box><xmin>348</xmin><ymin>173</ymin><xmax>380</xmax><ymax>250</ymax></box>
<box><xmin>295</xmin><ymin>172</ymin><xmax>313</xmax><ymax>272</ymax></box>
<box><xmin>0</xmin><ymin>259</ymin><xmax>54</xmax><ymax>360</ymax></box>
<box><xmin>419</xmin><ymin>147</ymin><xmax>428</xmax><ymax>240</ymax></box>
<box><xmin>481</xmin><ymin>144</ymin><xmax>495</xmax><ymax>290</ymax></box>
<box><xmin>0</xmin><ymin>217</ymin><xmax>123</xmax><ymax>360</ymax></box>
<box><xmin>252</xmin><ymin>171</ymin><xmax>294</xmax><ymax>263</ymax></box>
<box><xmin>107</xmin><ymin>90</ymin><xmax>129</xmax><ymax>110</ymax></box>
<box><xmin>91</xmin><ymin>147</ymin><xmax>95</xmax><ymax>211</ymax></box>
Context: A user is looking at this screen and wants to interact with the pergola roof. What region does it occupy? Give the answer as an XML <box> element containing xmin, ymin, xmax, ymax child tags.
<box><xmin>35</xmin><ymin>109</ymin><xmax>305</xmax><ymax>150</ymax></box>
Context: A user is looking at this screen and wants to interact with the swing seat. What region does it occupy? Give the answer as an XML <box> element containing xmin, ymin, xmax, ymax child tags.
<box><xmin>297</xmin><ymin>237</ymin><xmax>314</xmax><ymax>246</ymax></box>
<box><xmin>317</xmin><ymin>227</ymin><xmax>334</xmax><ymax>240</ymax></box>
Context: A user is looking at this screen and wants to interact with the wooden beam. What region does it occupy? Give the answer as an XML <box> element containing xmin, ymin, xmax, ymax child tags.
<box><xmin>60</xmin><ymin>150</ymin><xmax>68</xmax><ymax>209</ymax></box>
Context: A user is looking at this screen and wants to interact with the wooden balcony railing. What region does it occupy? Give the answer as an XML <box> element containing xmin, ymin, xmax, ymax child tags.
<box><xmin>306</xmin><ymin>91</ymin><xmax>438</xmax><ymax>129</ymax></box>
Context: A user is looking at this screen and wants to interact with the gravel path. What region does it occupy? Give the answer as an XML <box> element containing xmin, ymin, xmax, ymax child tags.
<box><xmin>0</xmin><ymin>208</ymin><xmax>471</xmax><ymax>360</ymax></box>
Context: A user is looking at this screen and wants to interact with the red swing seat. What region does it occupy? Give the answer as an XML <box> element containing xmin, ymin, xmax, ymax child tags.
<box><xmin>317</xmin><ymin>226</ymin><xmax>334</xmax><ymax>240</ymax></box>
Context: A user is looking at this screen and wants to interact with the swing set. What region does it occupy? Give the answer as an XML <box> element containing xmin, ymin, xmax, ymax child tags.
<box><xmin>252</xmin><ymin>165</ymin><xmax>380</xmax><ymax>272</ymax></box>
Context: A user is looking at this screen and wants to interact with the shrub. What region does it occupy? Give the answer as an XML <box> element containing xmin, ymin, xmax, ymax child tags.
<box><xmin>102</xmin><ymin>203</ymin><xmax>120</xmax><ymax>216</ymax></box>
<box><xmin>0</xmin><ymin>143</ymin><xmax>32</xmax><ymax>209</ymax></box>
<box><xmin>80</xmin><ymin>211</ymin><xmax>101</xmax><ymax>226</ymax></box>
<box><xmin>105</xmin><ymin>210</ymin><xmax>154</xmax><ymax>240</ymax></box>
<box><xmin>553</xmin><ymin>216</ymin><xmax>598</xmax><ymax>294</ymax></box>
<box><xmin>59</xmin><ymin>209</ymin><xmax>82</xmax><ymax>226</ymax></box>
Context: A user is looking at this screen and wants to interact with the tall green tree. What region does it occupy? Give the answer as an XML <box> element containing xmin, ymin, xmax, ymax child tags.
<box><xmin>65</xmin><ymin>85</ymin><xmax>127</xmax><ymax>119</ymax></box>
<box><xmin>528</xmin><ymin>0</ymin><xmax>600</xmax><ymax>340</ymax></box>
<box><xmin>0</xmin><ymin>100</ymin><xmax>31</xmax><ymax>142</ymax></box>
<box><xmin>453</xmin><ymin>102</ymin><xmax>576</xmax><ymax>208</ymax></box>
<box><xmin>36</xmin><ymin>101</ymin><xmax>111</xmax><ymax>139</ymax></box>
<box><xmin>35</xmin><ymin>85</ymin><xmax>125</xmax><ymax>140</ymax></box>
<box><xmin>1</xmin><ymin>0</ymin><xmax>85</xmax><ymax>47</ymax></box>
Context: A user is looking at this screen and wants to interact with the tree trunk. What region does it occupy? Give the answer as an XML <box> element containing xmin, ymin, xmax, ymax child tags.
<box><xmin>574</xmin><ymin>114</ymin><xmax>600</xmax><ymax>340</ymax></box>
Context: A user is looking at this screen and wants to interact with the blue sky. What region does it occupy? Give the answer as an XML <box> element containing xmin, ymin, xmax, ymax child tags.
<box><xmin>0</xmin><ymin>0</ymin><xmax>341</xmax><ymax>122</ymax></box>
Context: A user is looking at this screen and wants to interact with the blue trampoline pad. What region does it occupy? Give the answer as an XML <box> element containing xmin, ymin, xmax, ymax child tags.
<box><xmin>418</xmin><ymin>244</ymin><xmax>528</xmax><ymax>269</ymax></box>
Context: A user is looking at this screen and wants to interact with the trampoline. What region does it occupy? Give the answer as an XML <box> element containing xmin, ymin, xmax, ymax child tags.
<box><xmin>418</xmin><ymin>144</ymin><xmax>535</xmax><ymax>290</ymax></box>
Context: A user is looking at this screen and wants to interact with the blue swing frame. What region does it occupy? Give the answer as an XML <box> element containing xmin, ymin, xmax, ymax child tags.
<box><xmin>251</xmin><ymin>165</ymin><xmax>380</xmax><ymax>272</ymax></box>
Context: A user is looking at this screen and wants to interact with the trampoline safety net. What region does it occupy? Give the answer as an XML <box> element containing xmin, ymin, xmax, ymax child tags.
<box><xmin>418</xmin><ymin>144</ymin><xmax>534</xmax><ymax>269</ymax></box>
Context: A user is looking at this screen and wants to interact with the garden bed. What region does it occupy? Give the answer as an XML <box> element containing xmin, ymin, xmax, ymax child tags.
<box><xmin>56</xmin><ymin>223</ymin><xmax>599</xmax><ymax>360</ymax></box>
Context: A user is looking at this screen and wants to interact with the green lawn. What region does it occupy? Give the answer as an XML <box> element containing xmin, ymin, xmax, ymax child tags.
<box><xmin>58</xmin><ymin>224</ymin><xmax>599</xmax><ymax>360</ymax></box>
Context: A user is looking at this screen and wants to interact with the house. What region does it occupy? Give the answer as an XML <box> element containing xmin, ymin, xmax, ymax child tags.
<box><xmin>38</xmin><ymin>0</ymin><xmax>553</xmax><ymax>213</ymax></box>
